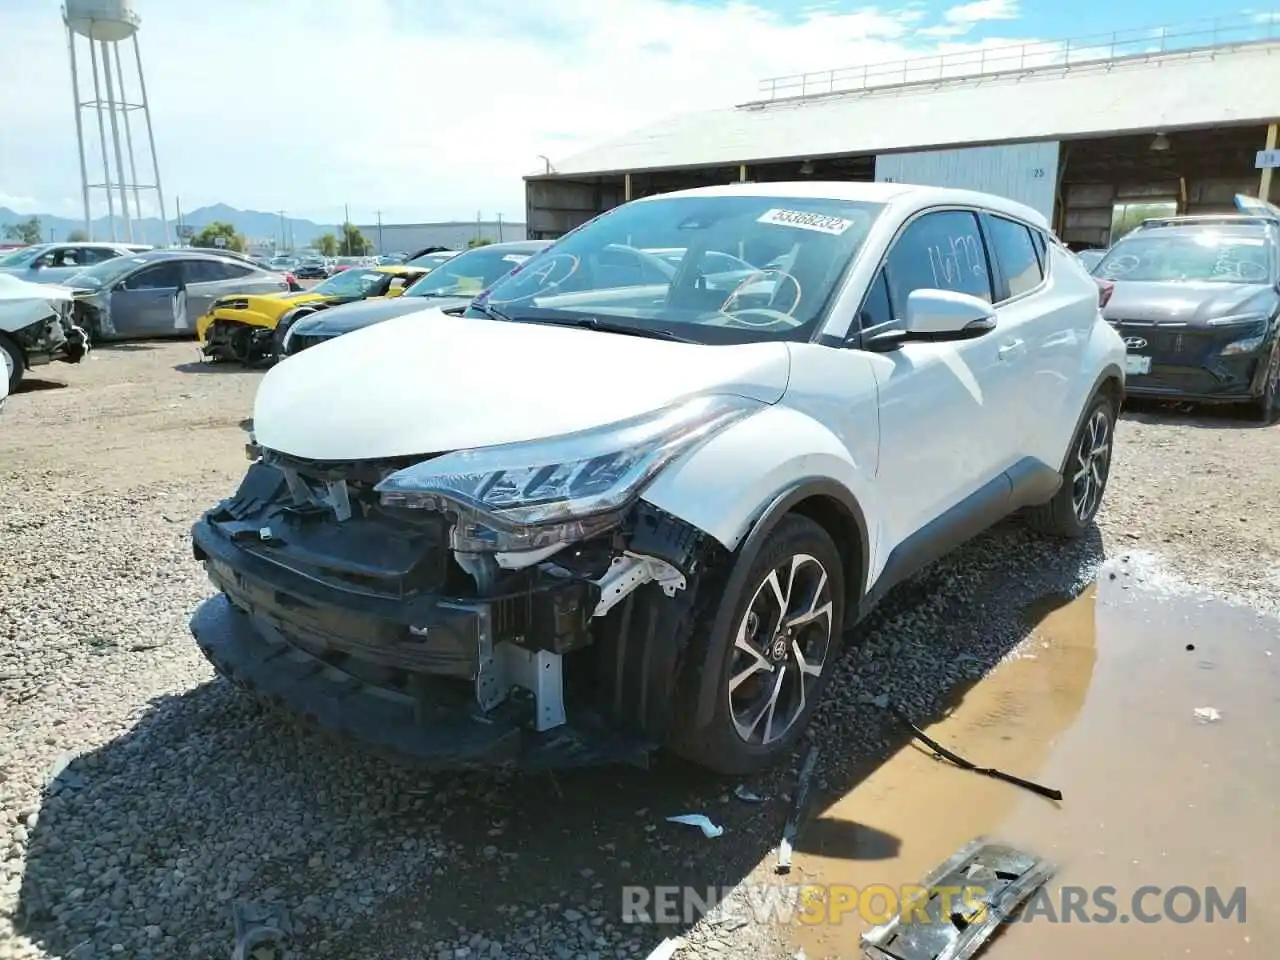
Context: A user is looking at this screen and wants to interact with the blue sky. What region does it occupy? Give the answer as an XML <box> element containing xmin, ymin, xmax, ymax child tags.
<box><xmin>0</xmin><ymin>0</ymin><xmax>1262</xmax><ymax>225</ymax></box>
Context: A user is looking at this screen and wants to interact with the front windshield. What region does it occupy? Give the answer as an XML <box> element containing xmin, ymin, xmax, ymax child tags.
<box><xmin>66</xmin><ymin>254</ymin><xmax>152</xmax><ymax>288</ymax></box>
<box><xmin>1094</xmin><ymin>230</ymin><xmax>1272</xmax><ymax>284</ymax></box>
<box><xmin>312</xmin><ymin>268</ymin><xmax>387</xmax><ymax>297</ymax></box>
<box><xmin>478</xmin><ymin>194</ymin><xmax>884</xmax><ymax>344</ymax></box>
<box><xmin>0</xmin><ymin>244</ymin><xmax>51</xmax><ymax>267</ymax></box>
<box><xmin>406</xmin><ymin>247</ymin><xmax>537</xmax><ymax>298</ymax></box>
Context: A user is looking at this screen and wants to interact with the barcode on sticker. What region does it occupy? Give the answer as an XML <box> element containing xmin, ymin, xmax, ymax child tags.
<box><xmin>756</xmin><ymin>208</ymin><xmax>854</xmax><ymax>235</ymax></box>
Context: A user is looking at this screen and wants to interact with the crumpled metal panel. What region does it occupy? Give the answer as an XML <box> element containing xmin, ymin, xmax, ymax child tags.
<box><xmin>861</xmin><ymin>837</ymin><xmax>1055</xmax><ymax>960</ymax></box>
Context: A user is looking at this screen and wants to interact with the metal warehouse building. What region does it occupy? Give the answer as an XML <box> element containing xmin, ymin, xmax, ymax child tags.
<box><xmin>525</xmin><ymin>17</ymin><xmax>1280</xmax><ymax>249</ymax></box>
<box><xmin>353</xmin><ymin>219</ymin><xmax>528</xmax><ymax>255</ymax></box>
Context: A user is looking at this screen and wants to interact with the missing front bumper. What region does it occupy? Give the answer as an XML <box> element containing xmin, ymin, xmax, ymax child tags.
<box><xmin>191</xmin><ymin>595</ymin><xmax>648</xmax><ymax>769</ymax></box>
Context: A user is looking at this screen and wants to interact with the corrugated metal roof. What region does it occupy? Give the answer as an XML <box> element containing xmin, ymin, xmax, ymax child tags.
<box><xmin>539</xmin><ymin>41</ymin><xmax>1280</xmax><ymax>177</ymax></box>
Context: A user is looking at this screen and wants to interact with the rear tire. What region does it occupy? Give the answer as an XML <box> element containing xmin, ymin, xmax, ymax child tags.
<box><xmin>0</xmin><ymin>333</ymin><xmax>23</xmax><ymax>393</ymax></box>
<box><xmin>667</xmin><ymin>514</ymin><xmax>846</xmax><ymax>775</ymax></box>
<box><xmin>1026</xmin><ymin>392</ymin><xmax>1115</xmax><ymax>538</ymax></box>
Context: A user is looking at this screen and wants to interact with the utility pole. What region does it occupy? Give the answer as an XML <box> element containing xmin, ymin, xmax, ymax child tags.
<box><xmin>277</xmin><ymin>210</ymin><xmax>287</xmax><ymax>251</ymax></box>
<box><xmin>344</xmin><ymin>202</ymin><xmax>351</xmax><ymax>255</ymax></box>
<box><xmin>376</xmin><ymin>210</ymin><xmax>383</xmax><ymax>255</ymax></box>
<box><xmin>176</xmin><ymin>195</ymin><xmax>184</xmax><ymax>246</ymax></box>
<box><xmin>476</xmin><ymin>209</ymin><xmax>482</xmax><ymax>245</ymax></box>
<box><xmin>496</xmin><ymin>213</ymin><xmax>504</xmax><ymax>242</ymax></box>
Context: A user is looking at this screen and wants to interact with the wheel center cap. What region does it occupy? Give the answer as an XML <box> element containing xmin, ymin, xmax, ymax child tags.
<box><xmin>769</xmin><ymin>635</ymin><xmax>789</xmax><ymax>662</ymax></box>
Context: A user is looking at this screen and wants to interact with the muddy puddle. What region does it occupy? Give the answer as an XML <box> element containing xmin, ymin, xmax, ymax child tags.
<box><xmin>788</xmin><ymin>564</ymin><xmax>1278</xmax><ymax>958</ymax></box>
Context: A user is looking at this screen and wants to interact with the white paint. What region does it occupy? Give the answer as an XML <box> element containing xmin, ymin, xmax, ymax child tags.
<box><xmin>254</xmin><ymin>181</ymin><xmax>1122</xmax><ymax>601</ymax></box>
<box><xmin>875</xmin><ymin>141</ymin><xmax>1060</xmax><ymax>222</ymax></box>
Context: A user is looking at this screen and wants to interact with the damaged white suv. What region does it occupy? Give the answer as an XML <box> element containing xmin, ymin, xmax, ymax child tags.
<box><xmin>190</xmin><ymin>182</ymin><xmax>1125</xmax><ymax>774</ymax></box>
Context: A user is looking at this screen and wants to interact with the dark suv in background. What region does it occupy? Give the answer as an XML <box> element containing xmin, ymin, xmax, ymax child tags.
<box><xmin>1093</xmin><ymin>196</ymin><xmax>1280</xmax><ymax>420</ymax></box>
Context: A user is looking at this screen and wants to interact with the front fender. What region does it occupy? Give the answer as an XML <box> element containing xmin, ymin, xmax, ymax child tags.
<box><xmin>641</xmin><ymin>402</ymin><xmax>882</xmax><ymax>576</ymax></box>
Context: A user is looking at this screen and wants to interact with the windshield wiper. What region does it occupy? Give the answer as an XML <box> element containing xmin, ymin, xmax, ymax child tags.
<box><xmin>522</xmin><ymin>315</ymin><xmax>698</xmax><ymax>343</ymax></box>
<box><xmin>470</xmin><ymin>300</ymin><xmax>514</xmax><ymax>322</ymax></box>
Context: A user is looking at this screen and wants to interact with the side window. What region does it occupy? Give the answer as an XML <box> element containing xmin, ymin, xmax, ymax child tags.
<box><xmin>183</xmin><ymin>260</ymin><xmax>225</xmax><ymax>283</ymax></box>
<box><xmin>122</xmin><ymin>262</ymin><xmax>183</xmax><ymax>290</ymax></box>
<box><xmin>986</xmin><ymin>216</ymin><xmax>1044</xmax><ymax>300</ymax></box>
<box><xmin>51</xmin><ymin>249</ymin><xmax>79</xmax><ymax>267</ymax></box>
<box><xmin>220</xmin><ymin>262</ymin><xmax>254</xmax><ymax>279</ymax></box>
<box><xmin>884</xmin><ymin>211</ymin><xmax>992</xmax><ymax>318</ymax></box>
<box><xmin>858</xmin><ymin>270</ymin><xmax>894</xmax><ymax>331</ymax></box>
<box><xmin>1031</xmin><ymin>229</ymin><xmax>1048</xmax><ymax>267</ymax></box>
<box><xmin>78</xmin><ymin>247</ymin><xmax>117</xmax><ymax>265</ymax></box>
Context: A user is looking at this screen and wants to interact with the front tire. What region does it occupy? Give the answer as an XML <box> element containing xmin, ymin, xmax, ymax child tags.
<box><xmin>1026</xmin><ymin>392</ymin><xmax>1115</xmax><ymax>538</ymax></box>
<box><xmin>669</xmin><ymin>514</ymin><xmax>846</xmax><ymax>775</ymax></box>
<box><xmin>1254</xmin><ymin>343</ymin><xmax>1279</xmax><ymax>424</ymax></box>
<box><xmin>0</xmin><ymin>333</ymin><xmax>23</xmax><ymax>393</ymax></box>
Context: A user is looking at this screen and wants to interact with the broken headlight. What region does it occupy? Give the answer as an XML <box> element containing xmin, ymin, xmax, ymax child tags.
<box><xmin>375</xmin><ymin>394</ymin><xmax>760</xmax><ymax>551</ymax></box>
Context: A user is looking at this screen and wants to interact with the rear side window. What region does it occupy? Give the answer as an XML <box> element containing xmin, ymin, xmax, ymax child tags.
<box><xmin>123</xmin><ymin>261</ymin><xmax>183</xmax><ymax>289</ymax></box>
<box><xmin>884</xmin><ymin>210</ymin><xmax>993</xmax><ymax>313</ymax></box>
<box><xmin>986</xmin><ymin>216</ymin><xmax>1044</xmax><ymax>299</ymax></box>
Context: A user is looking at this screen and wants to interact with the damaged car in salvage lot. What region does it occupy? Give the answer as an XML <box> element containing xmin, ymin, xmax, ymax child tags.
<box><xmin>62</xmin><ymin>250</ymin><xmax>290</xmax><ymax>342</ymax></box>
<box><xmin>188</xmin><ymin>182</ymin><xmax>1125</xmax><ymax>774</ymax></box>
<box><xmin>0</xmin><ymin>274</ymin><xmax>89</xmax><ymax>392</ymax></box>
<box><xmin>1092</xmin><ymin>194</ymin><xmax>1280</xmax><ymax>420</ymax></box>
<box><xmin>281</xmin><ymin>240</ymin><xmax>551</xmax><ymax>356</ymax></box>
<box><xmin>196</xmin><ymin>263</ymin><xmax>431</xmax><ymax>364</ymax></box>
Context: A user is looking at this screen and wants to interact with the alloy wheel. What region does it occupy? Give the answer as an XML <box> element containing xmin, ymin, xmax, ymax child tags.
<box><xmin>728</xmin><ymin>553</ymin><xmax>834</xmax><ymax>746</ymax></box>
<box><xmin>1071</xmin><ymin>408</ymin><xmax>1111</xmax><ymax>523</ymax></box>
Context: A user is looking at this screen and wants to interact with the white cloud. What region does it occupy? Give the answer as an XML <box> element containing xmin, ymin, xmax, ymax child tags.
<box><xmin>0</xmin><ymin>0</ymin><xmax>1027</xmax><ymax>224</ymax></box>
<box><xmin>918</xmin><ymin>0</ymin><xmax>1018</xmax><ymax>36</ymax></box>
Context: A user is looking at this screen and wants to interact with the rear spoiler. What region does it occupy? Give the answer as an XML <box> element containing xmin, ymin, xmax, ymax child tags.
<box><xmin>1233</xmin><ymin>194</ymin><xmax>1280</xmax><ymax>220</ymax></box>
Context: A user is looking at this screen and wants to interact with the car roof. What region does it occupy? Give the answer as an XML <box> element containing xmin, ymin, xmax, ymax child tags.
<box><xmin>122</xmin><ymin>249</ymin><xmax>266</xmax><ymax>267</ymax></box>
<box><xmin>1131</xmin><ymin>217</ymin><xmax>1274</xmax><ymax>237</ymax></box>
<box><xmin>634</xmin><ymin>180</ymin><xmax>1050</xmax><ymax>230</ymax></box>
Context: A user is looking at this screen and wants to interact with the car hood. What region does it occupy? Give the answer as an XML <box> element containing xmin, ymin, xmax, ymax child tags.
<box><xmin>0</xmin><ymin>275</ymin><xmax>76</xmax><ymax>332</ymax></box>
<box><xmin>1102</xmin><ymin>281</ymin><xmax>1278</xmax><ymax>325</ymax></box>
<box><xmin>255</xmin><ymin>310</ymin><xmax>790</xmax><ymax>460</ymax></box>
<box><xmin>213</xmin><ymin>290</ymin><xmax>324</xmax><ymax>311</ymax></box>
<box><xmin>291</xmin><ymin>295</ymin><xmax>472</xmax><ymax>337</ymax></box>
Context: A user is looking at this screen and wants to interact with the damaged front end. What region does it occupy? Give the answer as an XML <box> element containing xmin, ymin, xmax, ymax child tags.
<box><xmin>13</xmin><ymin>299</ymin><xmax>90</xmax><ymax>368</ymax></box>
<box><xmin>190</xmin><ymin>396</ymin><xmax>756</xmax><ymax>768</ymax></box>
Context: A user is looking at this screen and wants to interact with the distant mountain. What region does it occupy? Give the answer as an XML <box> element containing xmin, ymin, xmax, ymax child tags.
<box><xmin>0</xmin><ymin>203</ymin><xmax>336</xmax><ymax>248</ymax></box>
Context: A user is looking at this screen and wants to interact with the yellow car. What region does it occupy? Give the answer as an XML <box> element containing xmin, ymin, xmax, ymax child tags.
<box><xmin>196</xmin><ymin>264</ymin><xmax>430</xmax><ymax>363</ymax></box>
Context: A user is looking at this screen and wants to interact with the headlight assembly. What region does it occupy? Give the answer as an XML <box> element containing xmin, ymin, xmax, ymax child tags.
<box><xmin>1215</xmin><ymin>316</ymin><xmax>1271</xmax><ymax>356</ymax></box>
<box><xmin>375</xmin><ymin>394</ymin><xmax>761</xmax><ymax>551</ymax></box>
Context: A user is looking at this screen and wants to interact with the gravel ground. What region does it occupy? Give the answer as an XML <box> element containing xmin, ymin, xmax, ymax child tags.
<box><xmin>1</xmin><ymin>344</ymin><xmax>1277</xmax><ymax>960</ymax></box>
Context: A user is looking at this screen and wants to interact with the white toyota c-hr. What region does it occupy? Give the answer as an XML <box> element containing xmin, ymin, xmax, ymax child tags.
<box><xmin>190</xmin><ymin>182</ymin><xmax>1125</xmax><ymax>774</ymax></box>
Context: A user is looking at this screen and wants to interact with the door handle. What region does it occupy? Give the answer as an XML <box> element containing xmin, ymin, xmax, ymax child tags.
<box><xmin>997</xmin><ymin>339</ymin><xmax>1024</xmax><ymax>359</ymax></box>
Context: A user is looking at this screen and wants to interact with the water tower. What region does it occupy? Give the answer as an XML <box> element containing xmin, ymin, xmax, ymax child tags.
<box><xmin>63</xmin><ymin>0</ymin><xmax>168</xmax><ymax>245</ymax></box>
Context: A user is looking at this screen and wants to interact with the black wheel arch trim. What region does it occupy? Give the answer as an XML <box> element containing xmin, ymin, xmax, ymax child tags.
<box><xmin>687</xmin><ymin>476</ymin><xmax>869</xmax><ymax>730</ymax></box>
<box><xmin>1057</xmin><ymin>363</ymin><xmax>1124</xmax><ymax>475</ymax></box>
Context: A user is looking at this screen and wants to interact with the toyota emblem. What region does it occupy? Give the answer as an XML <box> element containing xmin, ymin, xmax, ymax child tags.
<box><xmin>1123</xmin><ymin>336</ymin><xmax>1148</xmax><ymax>350</ymax></box>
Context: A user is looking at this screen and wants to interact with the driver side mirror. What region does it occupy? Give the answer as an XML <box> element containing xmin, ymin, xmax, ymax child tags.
<box><xmin>864</xmin><ymin>289</ymin><xmax>996</xmax><ymax>352</ymax></box>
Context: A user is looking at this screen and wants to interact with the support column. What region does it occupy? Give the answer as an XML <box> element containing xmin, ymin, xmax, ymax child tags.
<box><xmin>624</xmin><ymin>173</ymin><xmax>632</xmax><ymax>202</ymax></box>
<box><xmin>1260</xmin><ymin>122</ymin><xmax>1278</xmax><ymax>202</ymax></box>
<box><xmin>87</xmin><ymin>33</ymin><xmax>116</xmax><ymax>239</ymax></box>
<box><xmin>100</xmin><ymin>40</ymin><xmax>133</xmax><ymax>242</ymax></box>
<box><xmin>66</xmin><ymin>25</ymin><xmax>92</xmax><ymax>239</ymax></box>
<box><xmin>739</xmin><ymin>164</ymin><xmax>748</xmax><ymax>182</ymax></box>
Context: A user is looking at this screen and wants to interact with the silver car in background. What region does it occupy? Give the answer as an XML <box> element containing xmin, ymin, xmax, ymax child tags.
<box><xmin>63</xmin><ymin>250</ymin><xmax>289</xmax><ymax>341</ymax></box>
<box><xmin>0</xmin><ymin>241</ymin><xmax>152</xmax><ymax>285</ymax></box>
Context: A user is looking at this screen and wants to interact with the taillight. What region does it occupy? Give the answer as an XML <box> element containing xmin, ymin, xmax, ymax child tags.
<box><xmin>1095</xmin><ymin>278</ymin><xmax>1114</xmax><ymax>309</ymax></box>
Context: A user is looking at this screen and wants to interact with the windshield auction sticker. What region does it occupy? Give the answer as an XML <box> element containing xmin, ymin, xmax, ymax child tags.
<box><xmin>757</xmin><ymin>208</ymin><xmax>854</xmax><ymax>235</ymax></box>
